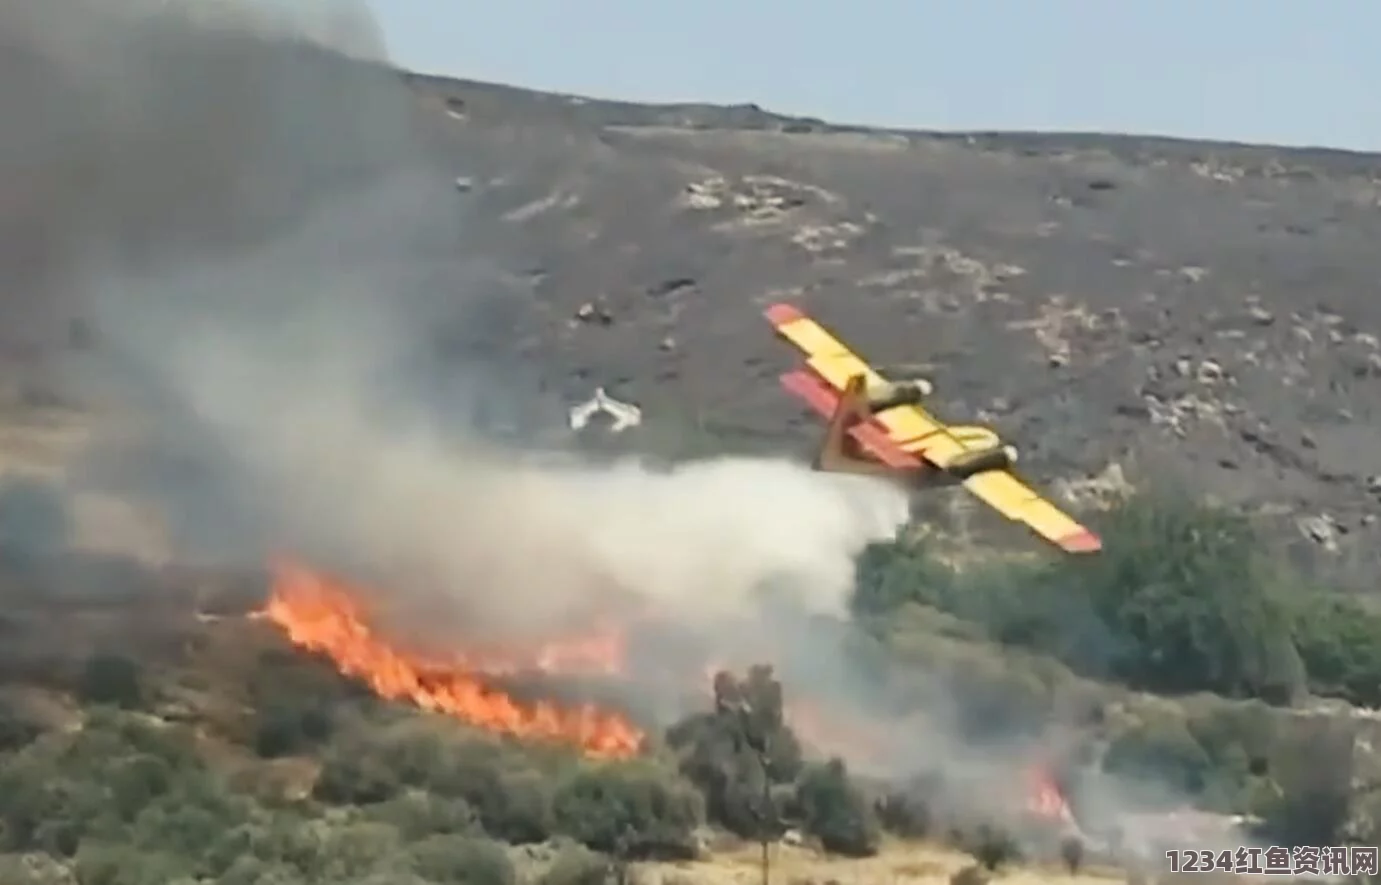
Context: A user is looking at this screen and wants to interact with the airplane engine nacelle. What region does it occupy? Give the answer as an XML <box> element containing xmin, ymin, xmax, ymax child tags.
<box><xmin>945</xmin><ymin>427</ymin><xmax>1019</xmax><ymax>479</ymax></box>
<box><xmin>867</xmin><ymin>378</ymin><xmax>934</xmax><ymax>411</ymax></box>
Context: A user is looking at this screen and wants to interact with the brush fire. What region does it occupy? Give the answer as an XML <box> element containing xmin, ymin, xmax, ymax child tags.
<box><xmin>258</xmin><ymin>558</ymin><xmax>1080</xmax><ymax>844</ymax></box>
<box><xmin>260</xmin><ymin>559</ymin><xmax>645</xmax><ymax>758</ymax></box>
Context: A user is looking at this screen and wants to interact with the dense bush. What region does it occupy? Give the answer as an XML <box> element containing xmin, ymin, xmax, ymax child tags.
<box><xmin>0</xmin><ymin>708</ymin><xmax>530</xmax><ymax>884</ymax></box>
<box><xmin>794</xmin><ymin>758</ymin><xmax>880</xmax><ymax>857</ymax></box>
<box><xmin>1289</xmin><ymin>594</ymin><xmax>1381</xmax><ymax>708</ymax></box>
<box><xmin>539</xmin><ymin>843</ymin><xmax>615</xmax><ymax>885</ymax></box>
<box><xmin>855</xmin><ymin>493</ymin><xmax>1369</xmax><ymax>707</ymax></box>
<box><xmin>243</xmin><ymin>648</ymin><xmax>352</xmax><ymax>757</ymax></box>
<box><xmin>551</xmin><ymin>759</ymin><xmax>704</xmax><ymax>859</ymax></box>
<box><xmin>0</xmin><ymin>485</ymin><xmax>1373</xmax><ymax>880</ymax></box>
<box><xmin>851</xmin><ymin>491</ymin><xmax>1381</xmax><ymax>828</ymax></box>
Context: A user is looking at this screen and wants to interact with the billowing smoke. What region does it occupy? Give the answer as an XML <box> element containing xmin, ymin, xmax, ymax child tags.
<box><xmin>3</xmin><ymin>0</ymin><xmax>907</xmax><ymax>654</ymax></box>
<box><xmin>0</xmin><ymin>0</ymin><xmax>1268</xmax><ymax>866</ymax></box>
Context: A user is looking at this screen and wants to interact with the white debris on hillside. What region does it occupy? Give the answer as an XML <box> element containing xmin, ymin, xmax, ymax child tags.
<box><xmin>568</xmin><ymin>388</ymin><xmax>642</xmax><ymax>433</ymax></box>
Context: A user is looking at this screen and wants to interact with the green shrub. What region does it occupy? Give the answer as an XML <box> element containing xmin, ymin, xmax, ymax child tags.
<box><xmin>1291</xmin><ymin>595</ymin><xmax>1381</xmax><ymax>708</ymax></box>
<box><xmin>406</xmin><ymin>834</ymin><xmax>515</xmax><ymax>885</ymax></box>
<box><xmin>313</xmin><ymin>821</ymin><xmax>403</xmax><ymax>881</ymax></box>
<box><xmin>74</xmin><ymin>842</ymin><xmax>193</xmax><ymax>885</ymax></box>
<box><xmin>540</xmin><ymin>843</ymin><xmax>613</xmax><ymax>885</ymax></box>
<box><xmin>0</xmin><ymin>712</ymin><xmax>211</xmax><ymax>857</ymax></box>
<box><xmin>365</xmin><ymin>791</ymin><xmax>480</xmax><ymax>840</ymax></box>
<box><xmin>320</xmin><ymin>722</ymin><xmax>571</xmax><ymax>843</ymax></box>
<box><xmin>312</xmin><ymin>742</ymin><xmax>401</xmax><ymax>805</ymax></box>
<box><xmin>552</xmin><ymin>759</ymin><xmax>704</xmax><ymax>860</ymax></box>
<box><xmin>1103</xmin><ymin>712</ymin><xmax>1213</xmax><ymax>797</ymax></box>
<box><xmin>857</xmin><ymin>494</ymin><xmax>1310</xmax><ymax>705</ymax></box>
<box><xmin>794</xmin><ymin>759</ymin><xmax>879</xmax><ymax>857</ymax></box>
<box><xmin>414</xmin><ymin>756</ymin><xmax>551</xmax><ymax>844</ymax></box>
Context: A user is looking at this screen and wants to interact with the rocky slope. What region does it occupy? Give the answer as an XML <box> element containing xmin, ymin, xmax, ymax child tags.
<box><xmin>406</xmin><ymin>73</ymin><xmax>1381</xmax><ymax>581</ymax></box>
<box><xmin>3</xmin><ymin>24</ymin><xmax>1379</xmax><ymax>578</ymax></box>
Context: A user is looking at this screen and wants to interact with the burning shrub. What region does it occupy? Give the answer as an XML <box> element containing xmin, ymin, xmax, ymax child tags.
<box><xmin>794</xmin><ymin>758</ymin><xmax>880</xmax><ymax>857</ymax></box>
<box><xmin>551</xmin><ymin>759</ymin><xmax>704</xmax><ymax>860</ymax></box>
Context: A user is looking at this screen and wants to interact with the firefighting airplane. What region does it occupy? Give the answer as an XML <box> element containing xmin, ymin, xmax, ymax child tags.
<box><xmin>765</xmin><ymin>302</ymin><xmax>1101</xmax><ymax>554</ymax></box>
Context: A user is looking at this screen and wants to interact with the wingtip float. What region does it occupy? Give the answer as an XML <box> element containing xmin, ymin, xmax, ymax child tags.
<box><xmin>765</xmin><ymin>301</ymin><xmax>1102</xmax><ymax>555</ymax></box>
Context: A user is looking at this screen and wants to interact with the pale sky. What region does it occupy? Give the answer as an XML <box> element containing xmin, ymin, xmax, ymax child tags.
<box><xmin>369</xmin><ymin>0</ymin><xmax>1377</xmax><ymax>151</ymax></box>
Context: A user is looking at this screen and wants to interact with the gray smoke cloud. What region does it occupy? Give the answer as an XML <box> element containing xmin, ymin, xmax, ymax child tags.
<box><xmin>0</xmin><ymin>0</ymin><xmax>1269</xmax><ymax>866</ymax></box>
<box><xmin>3</xmin><ymin>0</ymin><xmax>909</xmax><ymax>658</ymax></box>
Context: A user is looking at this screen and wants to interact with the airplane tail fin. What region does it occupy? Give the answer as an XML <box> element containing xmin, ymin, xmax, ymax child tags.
<box><xmin>815</xmin><ymin>375</ymin><xmax>899</xmax><ymax>478</ymax></box>
<box><xmin>779</xmin><ymin>369</ymin><xmax>920</xmax><ymax>474</ymax></box>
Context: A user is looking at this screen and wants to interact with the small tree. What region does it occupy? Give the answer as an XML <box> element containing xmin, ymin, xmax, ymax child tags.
<box><xmin>665</xmin><ymin>666</ymin><xmax>802</xmax><ymax>841</ymax></box>
<box><xmin>795</xmin><ymin>759</ymin><xmax>880</xmax><ymax>857</ymax></box>
<box><xmin>1060</xmin><ymin>835</ymin><xmax>1085</xmax><ymax>875</ymax></box>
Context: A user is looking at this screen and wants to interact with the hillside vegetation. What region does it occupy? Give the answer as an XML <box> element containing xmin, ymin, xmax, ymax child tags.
<box><xmin>0</xmin><ymin>476</ymin><xmax>1379</xmax><ymax>885</ymax></box>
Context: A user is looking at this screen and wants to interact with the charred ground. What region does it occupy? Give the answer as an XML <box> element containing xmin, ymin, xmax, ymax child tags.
<box><xmin>5</xmin><ymin>46</ymin><xmax>1381</xmax><ymax>575</ymax></box>
<box><xmin>405</xmin><ymin>72</ymin><xmax>1381</xmax><ymax>582</ymax></box>
<box><xmin>2</xmin><ymin>27</ymin><xmax>1381</xmax><ymax>885</ymax></box>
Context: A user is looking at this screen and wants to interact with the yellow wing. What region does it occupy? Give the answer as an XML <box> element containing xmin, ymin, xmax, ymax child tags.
<box><xmin>764</xmin><ymin>303</ymin><xmax>971</xmax><ymax>468</ymax></box>
<box><xmin>962</xmin><ymin>472</ymin><xmax>1102</xmax><ymax>553</ymax></box>
<box><xmin>765</xmin><ymin>302</ymin><xmax>1101</xmax><ymax>554</ymax></box>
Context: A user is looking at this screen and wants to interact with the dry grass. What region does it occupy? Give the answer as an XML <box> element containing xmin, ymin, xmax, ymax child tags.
<box><xmin>634</xmin><ymin>840</ymin><xmax>1126</xmax><ymax>885</ymax></box>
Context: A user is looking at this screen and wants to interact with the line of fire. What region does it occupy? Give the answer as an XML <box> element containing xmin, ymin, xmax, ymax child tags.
<box><xmin>199</xmin><ymin>307</ymin><xmax>1265</xmax><ymax>870</ymax></box>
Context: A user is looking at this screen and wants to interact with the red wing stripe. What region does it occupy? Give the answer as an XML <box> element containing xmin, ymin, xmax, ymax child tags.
<box><xmin>1056</xmin><ymin>529</ymin><xmax>1103</xmax><ymax>553</ymax></box>
<box><xmin>764</xmin><ymin>302</ymin><xmax>807</xmax><ymax>326</ymax></box>
<box><xmin>779</xmin><ymin>371</ymin><xmax>920</xmax><ymax>469</ymax></box>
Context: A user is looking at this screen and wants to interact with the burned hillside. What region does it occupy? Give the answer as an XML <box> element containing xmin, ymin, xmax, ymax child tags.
<box><xmin>2</xmin><ymin>3</ymin><xmax>1381</xmax><ymax>884</ymax></box>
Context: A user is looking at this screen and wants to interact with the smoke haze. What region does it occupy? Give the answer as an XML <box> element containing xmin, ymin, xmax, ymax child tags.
<box><xmin>0</xmin><ymin>0</ymin><xmax>1278</xmax><ymax>864</ymax></box>
<box><xmin>3</xmin><ymin>0</ymin><xmax>909</xmax><ymax>654</ymax></box>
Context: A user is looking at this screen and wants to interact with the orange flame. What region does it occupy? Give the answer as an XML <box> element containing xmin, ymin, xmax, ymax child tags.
<box><xmin>1026</xmin><ymin>762</ymin><xmax>1075</xmax><ymax>825</ymax></box>
<box><xmin>260</xmin><ymin>560</ymin><xmax>644</xmax><ymax>758</ymax></box>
